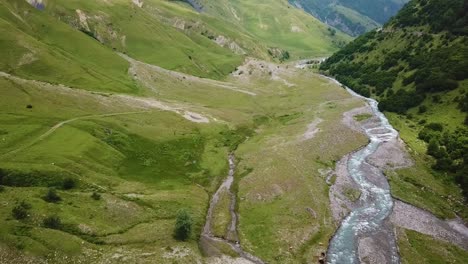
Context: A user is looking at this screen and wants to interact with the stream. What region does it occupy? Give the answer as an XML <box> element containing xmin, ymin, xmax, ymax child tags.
<box><xmin>326</xmin><ymin>79</ymin><xmax>400</xmax><ymax>263</ymax></box>
<box><xmin>201</xmin><ymin>154</ymin><xmax>265</xmax><ymax>264</ymax></box>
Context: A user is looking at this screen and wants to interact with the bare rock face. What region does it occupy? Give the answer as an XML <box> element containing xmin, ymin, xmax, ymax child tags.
<box><xmin>132</xmin><ymin>0</ymin><xmax>144</xmax><ymax>8</ymax></box>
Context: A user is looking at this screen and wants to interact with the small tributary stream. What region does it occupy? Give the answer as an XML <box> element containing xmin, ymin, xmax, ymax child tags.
<box><xmin>326</xmin><ymin>78</ymin><xmax>400</xmax><ymax>264</ymax></box>
<box><xmin>201</xmin><ymin>154</ymin><xmax>265</xmax><ymax>264</ymax></box>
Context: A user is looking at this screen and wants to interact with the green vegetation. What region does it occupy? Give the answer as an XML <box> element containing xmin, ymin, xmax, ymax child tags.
<box><xmin>12</xmin><ymin>202</ymin><xmax>31</xmax><ymax>220</ymax></box>
<box><xmin>353</xmin><ymin>113</ymin><xmax>372</xmax><ymax>121</ymax></box>
<box><xmin>289</xmin><ymin>0</ymin><xmax>408</xmax><ymax>36</ymax></box>
<box><xmin>397</xmin><ymin>228</ymin><xmax>468</xmax><ymax>263</ymax></box>
<box><xmin>43</xmin><ymin>216</ymin><xmax>62</xmax><ymax>230</ymax></box>
<box><xmin>174</xmin><ymin>209</ymin><xmax>193</xmax><ymax>241</ymax></box>
<box><xmin>43</xmin><ymin>189</ymin><xmax>61</xmax><ymax>203</ymax></box>
<box><xmin>344</xmin><ymin>187</ymin><xmax>361</xmax><ymax>202</ymax></box>
<box><xmin>194</xmin><ymin>0</ymin><xmax>351</xmax><ymax>58</ymax></box>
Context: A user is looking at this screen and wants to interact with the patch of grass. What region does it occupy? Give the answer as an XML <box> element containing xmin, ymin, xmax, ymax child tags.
<box><xmin>387</xmin><ymin>112</ymin><xmax>468</xmax><ymax>220</ymax></box>
<box><xmin>343</xmin><ymin>187</ymin><xmax>361</xmax><ymax>202</ymax></box>
<box><xmin>397</xmin><ymin>228</ymin><xmax>468</xmax><ymax>264</ymax></box>
<box><xmin>353</xmin><ymin>113</ymin><xmax>372</xmax><ymax>121</ymax></box>
<box><xmin>211</xmin><ymin>189</ymin><xmax>231</xmax><ymax>239</ymax></box>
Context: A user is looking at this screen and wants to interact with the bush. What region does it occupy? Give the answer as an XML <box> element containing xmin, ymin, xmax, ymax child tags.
<box><xmin>0</xmin><ymin>185</ymin><xmax>4</xmax><ymax>192</ymax></box>
<box><xmin>173</xmin><ymin>209</ymin><xmax>192</xmax><ymax>241</ymax></box>
<box><xmin>426</xmin><ymin>122</ymin><xmax>444</xmax><ymax>132</ymax></box>
<box><xmin>418</xmin><ymin>105</ymin><xmax>428</xmax><ymax>114</ymax></box>
<box><xmin>11</xmin><ymin>201</ymin><xmax>31</xmax><ymax>220</ymax></box>
<box><xmin>43</xmin><ymin>215</ymin><xmax>62</xmax><ymax>229</ymax></box>
<box><xmin>62</xmin><ymin>178</ymin><xmax>76</xmax><ymax>190</ymax></box>
<box><xmin>43</xmin><ymin>188</ymin><xmax>61</xmax><ymax>203</ymax></box>
<box><xmin>91</xmin><ymin>192</ymin><xmax>101</xmax><ymax>200</ymax></box>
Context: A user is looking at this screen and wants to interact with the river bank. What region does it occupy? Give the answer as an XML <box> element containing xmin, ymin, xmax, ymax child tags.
<box><xmin>325</xmin><ymin>76</ymin><xmax>468</xmax><ymax>263</ymax></box>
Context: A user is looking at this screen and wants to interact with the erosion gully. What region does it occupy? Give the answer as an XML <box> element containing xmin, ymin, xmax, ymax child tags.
<box><xmin>326</xmin><ymin>77</ymin><xmax>400</xmax><ymax>263</ymax></box>
<box><xmin>201</xmin><ymin>154</ymin><xmax>265</xmax><ymax>264</ymax></box>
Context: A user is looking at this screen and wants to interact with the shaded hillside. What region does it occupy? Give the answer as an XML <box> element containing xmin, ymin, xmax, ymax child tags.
<box><xmin>321</xmin><ymin>0</ymin><xmax>468</xmax><ymax>209</ymax></box>
<box><xmin>290</xmin><ymin>0</ymin><xmax>408</xmax><ymax>36</ymax></box>
<box><xmin>185</xmin><ymin>0</ymin><xmax>351</xmax><ymax>58</ymax></box>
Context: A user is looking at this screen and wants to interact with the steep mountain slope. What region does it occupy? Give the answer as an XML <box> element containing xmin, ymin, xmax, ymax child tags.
<box><xmin>290</xmin><ymin>0</ymin><xmax>409</xmax><ymax>36</ymax></box>
<box><xmin>20</xmin><ymin>0</ymin><xmax>349</xmax><ymax>80</ymax></box>
<box><xmin>1</xmin><ymin>0</ymin><xmax>136</xmax><ymax>93</ymax></box>
<box><xmin>184</xmin><ymin>0</ymin><xmax>351</xmax><ymax>58</ymax></box>
<box><xmin>321</xmin><ymin>0</ymin><xmax>468</xmax><ymax>229</ymax></box>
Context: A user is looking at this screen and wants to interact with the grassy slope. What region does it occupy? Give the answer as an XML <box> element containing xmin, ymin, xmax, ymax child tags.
<box><xmin>198</xmin><ymin>0</ymin><xmax>351</xmax><ymax>58</ymax></box>
<box><xmin>36</xmin><ymin>0</ymin><xmax>350</xmax><ymax>79</ymax></box>
<box><xmin>0</xmin><ymin>74</ymin><xmax>229</xmax><ymax>262</ymax></box>
<box><xmin>331</xmin><ymin>4</ymin><xmax>380</xmax><ymax>32</ymax></box>
<box><xmin>42</xmin><ymin>0</ymin><xmax>244</xmax><ymax>79</ymax></box>
<box><xmin>397</xmin><ymin>228</ymin><xmax>468</xmax><ymax>263</ymax></box>
<box><xmin>0</xmin><ymin>0</ymin><xmax>137</xmax><ymax>93</ymax></box>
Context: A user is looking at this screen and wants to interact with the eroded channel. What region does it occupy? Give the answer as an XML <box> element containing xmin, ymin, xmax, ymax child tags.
<box><xmin>201</xmin><ymin>154</ymin><xmax>265</xmax><ymax>264</ymax></box>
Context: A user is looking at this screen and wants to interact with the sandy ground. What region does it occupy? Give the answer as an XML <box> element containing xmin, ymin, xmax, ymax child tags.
<box><xmin>301</xmin><ymin>118</ymin><xmax>323</xmax><ymax>141</ymax></box>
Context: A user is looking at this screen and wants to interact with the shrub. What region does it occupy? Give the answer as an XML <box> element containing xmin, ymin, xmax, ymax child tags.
<box><xmin>43</xmin><ymin>215</ymin><xmax>62</xmax><ymax>229</ymax></box>
<box><xmin>62</xmin><ymin>178</ymin><xmax>76</xmax><ymax>190</ymax></box>
<box><xmin>43</xmin><ymin>188</ymin><xmax>61</xmax><ymax>203</ymax></box>
<box><xmin>418</xmin><ymin>105</ymin><xmax>428</xmax><ymax>113</ymax></box>
<box><xmin>0</xmin><ymin>185</ymin><xmax>4</xmax><ymax>192</ymax></box>
<box><xmin>12</xmin><ymin>202</ymin><xmax>31</xmax><ymax>220</ymax></box>
<box><xmin>91</xmin><ymin>192</ymin><xmax>101</xmax><ymax>200</ymax></box>
<box><xmin>173</xmin><ymin>209</ymin><xmax>192</xmax><ymax>241</ymax></box>
<box><xmin>426</xmin><ymin>122</ymin><xmax>444</xmax><ymax>132</ymax></box>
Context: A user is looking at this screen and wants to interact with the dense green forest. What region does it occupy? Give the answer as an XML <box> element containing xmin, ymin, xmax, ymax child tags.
<box><xmin>320</xmin><ymin>0</ymin><xmax>468</xmax><ymax>198</ymax></box>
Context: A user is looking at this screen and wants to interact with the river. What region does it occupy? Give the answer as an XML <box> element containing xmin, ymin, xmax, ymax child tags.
<box><xmin>326</xmin><ymin>79</ymin><xmax>400</xmax><ymax>263</ymax></box>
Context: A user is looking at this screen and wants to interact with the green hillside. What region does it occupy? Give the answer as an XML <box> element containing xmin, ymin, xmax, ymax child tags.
<box><xmin>186</xmin><ymin>0</ymin><xmax>351</xmax><ymax>58</ymax></box>
<box><xmin>31</xmin><ymin>0</ymin><xmax>349</xmax><ymax>79</ymax></box>
<box><xmin>290</xmin><ymin>0</ymin><xmax>408</xmax><ymax>36</ymax></box>
<box><xmin>1</xmin><ymin>0</ymin><xmax>136</xmax><ymax>93</ymax></box>
<box><xmin>321</xmin><ymin>0</ymin><xmax>468</xmax><ymax>219</ymax></box>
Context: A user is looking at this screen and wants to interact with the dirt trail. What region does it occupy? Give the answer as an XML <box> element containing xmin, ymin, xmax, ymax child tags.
<box><xmin>0</xmin><ymin>111</ymin><xmax>150</xmax><ymax>158</ymax></box>
<box><xmin>0</xmin><ymin>71</ymin><xmax>211</xmax><ymax>124</ymax></box>
<box><xmin>201</xmin><ymin>155</ymin><xmax>265</xmax><ymax>264</ymax></box>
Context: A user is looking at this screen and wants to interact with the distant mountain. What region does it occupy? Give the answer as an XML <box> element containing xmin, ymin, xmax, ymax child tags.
<box><xmin>290</xmin><ymin>0</ymin><xmax>409</xmax><ymax>36</ymax></box>
<box><xmin>321</xmin><ymin>0</ymin><xmax>468</xmax><ymax>199</ymax></box>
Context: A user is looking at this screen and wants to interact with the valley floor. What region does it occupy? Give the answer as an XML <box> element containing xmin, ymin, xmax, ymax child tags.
<box><xmin>0</xmin><ymin>57</ymin><xmax>467</xmax><ymax>264</ymax></box>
